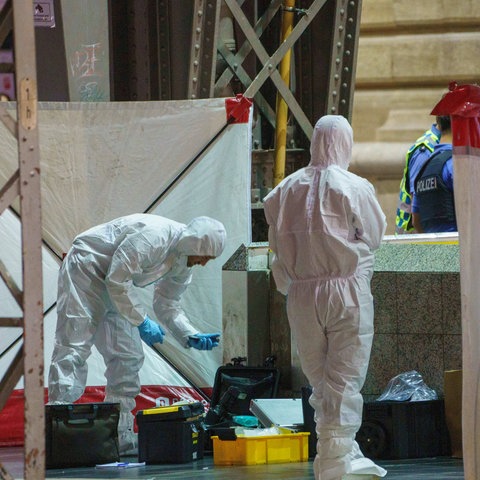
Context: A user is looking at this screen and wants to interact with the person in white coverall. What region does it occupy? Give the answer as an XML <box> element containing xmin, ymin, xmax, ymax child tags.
<box><xmin>263</xmin><ymin>115</ymin><xmax>387</xmax><ymax>480</ymax></box>
<box><xmin>48</xmin><ymin>214</ymin><xmax>226</xmax><ymax>454</ymax></box>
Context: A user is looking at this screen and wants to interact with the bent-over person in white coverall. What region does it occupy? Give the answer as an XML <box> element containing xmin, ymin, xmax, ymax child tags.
<box><xmin>48</xmin><ymin>214</ymin><xmax>226</xmax><ymax>455</ymax></box>
<box><xmin>263</xmin><ymin>115</ymin><xmax>387</xmax><ymax>480</ymax></box>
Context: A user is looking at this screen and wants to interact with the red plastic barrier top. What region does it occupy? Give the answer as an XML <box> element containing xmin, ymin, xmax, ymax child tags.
<box><xmin>431</xmin><ymin>83</ymin><xmax>480</xmax><ymax>149</ymax></box>
<box><xmin>225</xmin><ymin>94</ymin><xmax>253</xmax><ymax>124</ymax></box>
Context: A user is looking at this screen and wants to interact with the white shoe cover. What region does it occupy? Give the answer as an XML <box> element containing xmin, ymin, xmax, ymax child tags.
<box><xmin>342</xmin><ymin>476</ymin><xmax>379</xmax><ymax>480</ymax></box>
<box><xmin>118</xmin><ymin>430</ymin><xmax>138</xmax><ymax>457</ymax></box>
<box><xmin>342</xmin><ymin>457</ymin><xmax>387</xmax><ymax>478</ymax></box>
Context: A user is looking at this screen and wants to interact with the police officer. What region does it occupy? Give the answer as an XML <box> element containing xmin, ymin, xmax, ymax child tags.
<box><xmin>412</xmin><ymin>118</ymin><xmax>456</xmax><ymax>233</ymax></box>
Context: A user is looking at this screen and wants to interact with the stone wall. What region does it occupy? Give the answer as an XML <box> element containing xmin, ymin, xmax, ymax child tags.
<box><xmin>281</xmin><ymin>240</ymin><xmax>462</xmax><ymax>399</ymax></box>
<box><xmin>350</xmin><ymin>0</ymin><xmax>480</xmax><ymax>234</ymax></box>
<box><xmin>367</xmin><ymin>241</ymin><xmax>461</xmax><ymax>399</ymax></box>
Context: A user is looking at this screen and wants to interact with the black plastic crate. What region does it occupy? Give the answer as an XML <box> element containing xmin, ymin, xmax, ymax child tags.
<box><xmin>137</xmin><ymin>403</ymin><xmax>205</xmax><ymax>464</ymax></box>
<box><xmin>136</xmin><ymin>402</ymin><xmax>204</xmax><ymax>422</ymax></box>
<box><xmin>356</xmin><ymin>400</ymin><xmax>451</xmax><ymax>459</ymax></box>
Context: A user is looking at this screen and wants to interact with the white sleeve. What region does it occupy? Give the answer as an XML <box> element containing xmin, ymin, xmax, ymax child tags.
<box><xmin>104</xmin><ymin>237</ymin><xmax>151</xmax><ymax>326</ymax></box>
<box><xmin>352</xmin><ymin>183</ymin><xmax>387</xmax><ymax>251</ymax></box>
<box><xmin>264</xmin><ymin>192</ymin><xmax>292</xmax><ymax>296</ymax></box>
<box><xmin>152</xmin><ymin>267</ymin><xmax>198</xmax><ymax>346</ymax></box>
<box><xmin>268</xmin><ymin>225</ymin><xmax>291</xmax><ymax>296</ymax></box>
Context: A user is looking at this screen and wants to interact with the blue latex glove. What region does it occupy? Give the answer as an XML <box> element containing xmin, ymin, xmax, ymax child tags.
<box><xmin>138</xmin><ymin>316</ymin><xmax>165</xmax><ymax>346</ymax></box>
<box><xmin>187</xmin><ymin>333</ymin><xmax>220</xmax><ymax>351</ymax></box>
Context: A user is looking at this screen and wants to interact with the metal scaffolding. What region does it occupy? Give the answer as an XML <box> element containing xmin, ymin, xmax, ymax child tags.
<box><xmin>0</xmin><ymin>1</ymin><xmax>44</xmax><ymax>479</ymax></box>
<box><xmin>109</xmin><ymin>0</ymin><xmax>362</xmax><ymax>140</ymax></box>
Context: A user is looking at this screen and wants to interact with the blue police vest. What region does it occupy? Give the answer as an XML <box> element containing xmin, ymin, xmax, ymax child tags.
<box><xmin>414</xmin><ymin>149</ymin><xmax>456</xmax><ymax>232</ymax></box>
<box><xmin>395</xmin><ymin>129</ymin><xmax>439</xmax><ymax>233</ymax></box>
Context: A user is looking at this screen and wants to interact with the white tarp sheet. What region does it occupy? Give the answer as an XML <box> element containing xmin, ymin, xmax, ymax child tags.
<box><xmin>0</xmin><ymin>98</ymin><xmax>252</xmax><ymax>396</ymax></box>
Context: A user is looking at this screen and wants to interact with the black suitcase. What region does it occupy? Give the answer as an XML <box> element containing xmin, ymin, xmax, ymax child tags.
<box><xmin>204</xmin><ymin>365</ymin><xmax>280</xmax><ymax>452</ymax></box>
<box><xmin>45</xmin><ymin>402</ymin><xmax>120</xmax><ymax>469</ymax></box>
<box><xmin>208</xmin><ymin>365</ymin><xmax>280</xmax><ymax>418</ymax></box>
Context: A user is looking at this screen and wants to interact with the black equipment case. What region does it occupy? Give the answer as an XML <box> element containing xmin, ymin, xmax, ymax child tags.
<box><xmin>45</xmin><ymin>402</ymin><xmax>120</xmax><ymax>469</ymax></box>
<box><xmin>208</xmin><ymin>365</ymin><xmax>280</xmax><ymax>418</ymax></box>
<box><xmin>356</xmin><ymin>399</ymin><xmax>451</xmax><ymax>459</ymax></box>
<box><xmin>204</xmin><ymin>365</ymin><xmax>280</xmax><ymax>451</ymax></box>
<box><xmin>137</xmin><ymin>402</ymin><xmax>205</xmax><ymax>464</ymax></box>
<box><xmin>302</xmin><ymin>388</ymin><xmax>451</xmax><ymax>460</ymax></box>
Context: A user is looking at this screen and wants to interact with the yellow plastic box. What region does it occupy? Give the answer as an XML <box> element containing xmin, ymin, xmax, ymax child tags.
<box><xmin>212</xmin><ymin>432</ymin><xmax>310</xmax><ymax>466</ymax></box>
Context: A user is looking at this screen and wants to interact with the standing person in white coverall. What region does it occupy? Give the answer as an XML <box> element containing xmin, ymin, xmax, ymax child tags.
<box><xmin>263</xmin><ymin>115</ymin><xmax>387</xmax><ymax>480</ymax></box>
<box><xmin>48</xmin><ymin>214</ymin><xmax>226</xmax><ymax>455</ymax></box>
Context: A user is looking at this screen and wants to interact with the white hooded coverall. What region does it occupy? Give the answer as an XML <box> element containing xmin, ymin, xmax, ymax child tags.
<box><xmin>48</xmin><ymin>214</ymin><xmax>226</xmax><ymax>452</ymax></box>
<box><xmin>263</xmin><ymin>115</ymin><xmax>387</xmax><ymax>480</ymax></box>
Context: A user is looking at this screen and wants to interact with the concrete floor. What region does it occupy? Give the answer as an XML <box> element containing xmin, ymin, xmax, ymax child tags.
<box><xmin>0</xmin><ymin>447</ymin><xmax>465</xmax><ymax>480</ymax></box>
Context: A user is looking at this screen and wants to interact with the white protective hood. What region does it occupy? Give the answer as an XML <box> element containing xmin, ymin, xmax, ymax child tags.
<box><xmin>309</xmin><ymin>114</ymin><xmax>353</xmax><ymax>170</ymax></box>
<box><xmin>176</xmin><ymin>216</ymin><xmax>227</xmax><ymax>257</ymax></box>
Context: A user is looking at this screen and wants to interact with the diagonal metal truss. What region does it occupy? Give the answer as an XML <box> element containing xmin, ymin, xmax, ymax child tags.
<box><xmin>194</xmin><ymin>0</ymin><xmax>362</xmax><ymax>141</ymax></box>
<box><xmin>216</xmin><ymin>0</ymin><xmax>281</xmax><ymax>128</ymax></box>
<box><xmin>224</xmin><ymin>0</ymin><xmax>323</xmax><ymax>139</ymax></box>
<box><xmin>0</xmin><ymin>1</ymin><xmax>44</xmax><ymax>479</ymax></box>
<box><xmin>109</xmin><ymin>0</ymin><xmax>362</xmax><ymax>141</ymax></box>
<box><xmin>209</xmin><ymin>0</ymin><xmax>363</xmax><ymax>240</ymax></box>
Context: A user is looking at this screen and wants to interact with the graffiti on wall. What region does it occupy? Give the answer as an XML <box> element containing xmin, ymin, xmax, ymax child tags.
<box><xmin>62</xmin><ymin>0</ymin><xmax>110</xmax><ymax>101</ymax></box>
<box><xmin>69</xmin><ymin>42</ymin><xmax>106</xmax><ymax>101</ymax></box>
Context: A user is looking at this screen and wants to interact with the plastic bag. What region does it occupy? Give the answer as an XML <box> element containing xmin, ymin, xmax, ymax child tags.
<box><xmin>232</xmin><ymin>415</ymin><xmax>259</xmax><ymax>428</ymax></box>
<box><xmin>376</xmin><ymin>370</ymin><xmax>438</xmax><ymax>402</ymax></box>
